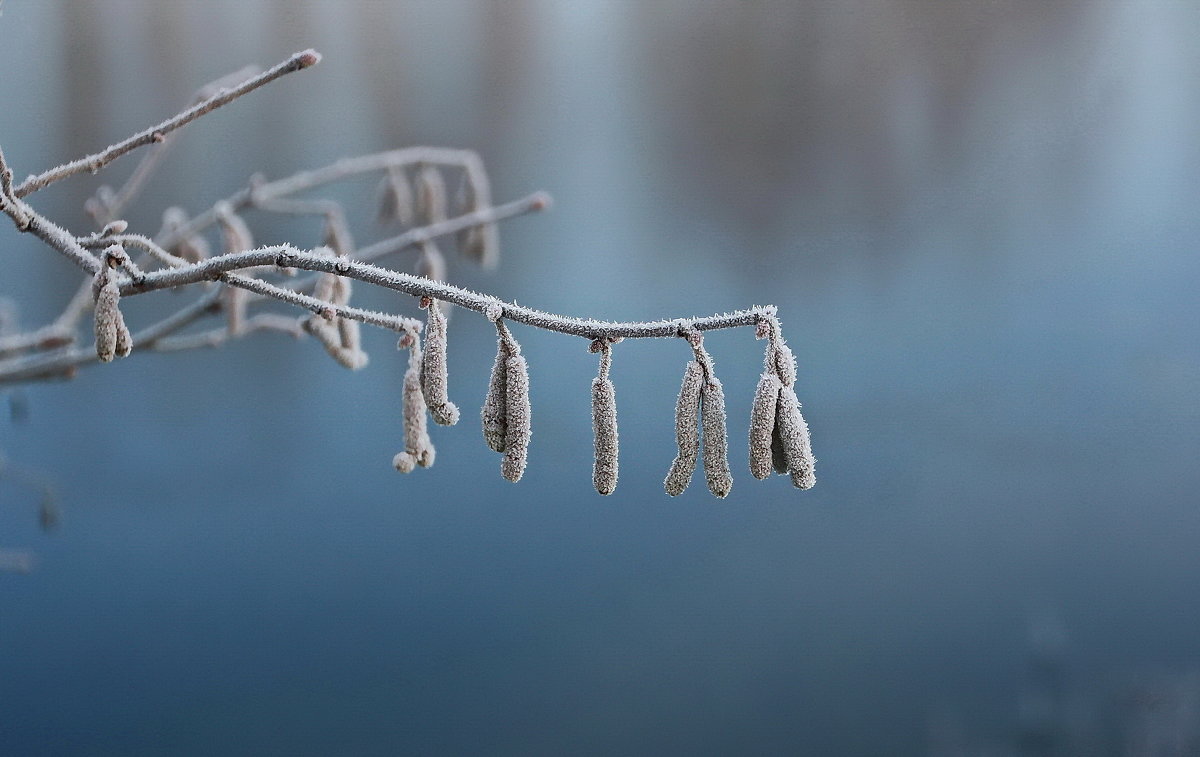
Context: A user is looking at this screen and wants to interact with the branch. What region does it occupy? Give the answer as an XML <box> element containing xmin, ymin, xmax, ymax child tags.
<box><xmin>124</xmin><ymin>246</ymin><xmax>774</xmax><ymax>340</ymax></box>
<box><xmin>13</xmin><ymin>50</ymin><xmax>321</xmax><ymax>197</ymax></box>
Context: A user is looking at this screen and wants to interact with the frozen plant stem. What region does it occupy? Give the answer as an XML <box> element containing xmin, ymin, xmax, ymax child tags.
<box><xmin>0</xmin><ymin>47</ymin><xmax>815</xmax><ymax>496</ymax></box>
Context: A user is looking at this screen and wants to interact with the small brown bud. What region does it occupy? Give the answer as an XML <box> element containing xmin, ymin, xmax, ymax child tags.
<box><xmin>296</xmin><ymin>49</ymin><xmax>322</xmax><ymax>68</ymax></box>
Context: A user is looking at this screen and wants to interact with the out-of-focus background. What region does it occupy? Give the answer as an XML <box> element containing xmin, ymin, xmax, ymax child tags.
<box><xmin>2</xmin><ymin>1</ymin><xmax>1198</xmax><ymax>754</ymax></box>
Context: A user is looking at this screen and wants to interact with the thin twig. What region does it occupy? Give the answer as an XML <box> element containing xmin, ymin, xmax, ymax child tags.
<box><xmin>14</xmin><ymin>50</ymin><xmax>321</xmax><ymax>197</ymax></box>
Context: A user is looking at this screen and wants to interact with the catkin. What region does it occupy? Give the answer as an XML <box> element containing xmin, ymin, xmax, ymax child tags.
<box><xmin>749</xmin><ymin>372</ymin><xmax>782</xmax><ymax>480</ymax></box>
<box><xmin>330</xmin><ymin>276</ymin><xmax>363</xmax><ymax>357</ymax></box>
<box><xmin>93</xmin><ymin>278</ymin><xmax>126</xmax><ymax>362</ymax></box>
<box><xmin>415</xmin><ymin>165</ymin><xmax>447</xmax><ymax>224</ymax></box>
<box><xmin>161</xmin><ymin>207</ymin><xmax>210</xmax><ymax>263</ymax></box>
<box><xmin>481</xmin><ymin>332</ymin><xmax>511</xmax><ymax>453</ymax></box>
<box><xmin>113</xmin><ymin>307</ymin><xmax>133</xmax><ymax>359</ymax></box>
<box><xmin>664</xmin><ymin>360</ymin><xmax>704</xmax><ymax>496</ymax></box>
<box><xmin>700</xmin><ymin>377</ymin><xmax>732</xmax><ymax>498</ymax></box>
<box><xmin>416</xmin><ymin>243</ymin><xmax>446</xmax><ymax>282</ymax></box>
<box><xmin>216</xmin><ymin>205</ymin><xmax>254</xmax><ymax>254</ymax></box>
<box><xmin>592</xmin><ymin>376</ymin><xmax>618</xmax><ymax>495</ymax></box>
<box><xmin>775</xmin><ymin>387</ymin><xmax>816</xmax><ymax>489</ymax></box>
<box><xmin>321</xmin><ymin>218</ymin><xmax>353</xmax><ymax>257</ymax></box>
<box><xmin>420</xmin><ymin>299</ymin><xmax>459</xmax><ymax>426</ymax></box>
<box><xmin>376</xmin><ymin>167</ymin><xmax>414</xmax><ymax>226</ymax></box>
<box><xmin>501</xmin><ymin>353</ymin><xmax>531</xmax><ymax>482</ymax></box>
<box><xmin>770</xmin><ymin>418</ymin><xmax>789</xmax><ymax>475</ymax></box>
<box><xmin>394</xmin><ymin>346</ymin><xmax>436</xmax><ymax>473</ymax></box>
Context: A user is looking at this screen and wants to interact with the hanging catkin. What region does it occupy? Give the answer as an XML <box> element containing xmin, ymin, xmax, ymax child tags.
<box><xmin>591</xmin><ymin>342</ymin><xmax>618</xmax><ymax>496</ymax></box>
<box><xmin>748</xmin><ymin>372</ymin><xmax>782</xmax><ymax>480</ymax></box>
<box><xmin>420</xmin><ymin>298</ymin><xmax>459</xmax><ymax>426</ymax></box>
<box><xmin>455</xmin><ymin>175</ymin><xmax>500</xmax><ymax>268</ymax></box>
<box><xmin>501</xmin><ymin>351</ymin><xmax>531</xmax><ymax>482</ymax></box>
<box><xmin>700</xmin><ymin>376</ymin><xmax>732</xmax><ymax>498</ymax></box>
<box><xmin>216</xmin><ymin>204</ymin><xmax>254</xmax><ymax>336</ymax></box>
<box><xmin>92</xmin><ymin>250</ymin><xmax>132</xmax><ymax>362</ymax></box>
<box><xmin>774</xmin><ymin>388</ymin><xmax>816</xmax><ymax>490</ymax></box>
<box><xmin>415</xmin><ymin>164</ymin><xmax>447</xmax><ymax>224</ymax></box>
<box><xmin>93</xmin><ymin>277</ymin><xmax>129</xmax><ymax>362</ymax></box>
<box><xmin>481</xmin><ymin>325</ymin><xmax>513</xmax><ymax>453</ymax></box>
<box><xmin>664</xmin><ymin>360</ymin><xmax>704</xmax><ymax>496</ymax></box>
<box><xmin>376</xmin><ymin>166</ymin><xmax>414</xmax><ymax>226</ymax></box>
<box><xmin>753</xmin><ymin>315</ymin><xmax>815</xmax><ymax>488</ymax></box>
<box><xmin>160</xmin><ymin>207</ymin><xmax>210</xmax><ymax>263</ymax></box>
<box><xmin>393</xmin><ymin>341</ymin><xmax>436</xmax><ymax>473</ymax></box>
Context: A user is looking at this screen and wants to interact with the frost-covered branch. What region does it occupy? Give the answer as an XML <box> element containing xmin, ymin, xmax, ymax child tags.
<box><xmin>0</xmin><ymin>47</ymin><xmax>816</xmax><ymax>501</ymax></box>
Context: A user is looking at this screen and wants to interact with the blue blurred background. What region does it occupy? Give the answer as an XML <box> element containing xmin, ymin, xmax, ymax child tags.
<box><xmin>2</xmin><ymin>1</ymin><xmax>1199</xmax><ymax>754</ymax></box>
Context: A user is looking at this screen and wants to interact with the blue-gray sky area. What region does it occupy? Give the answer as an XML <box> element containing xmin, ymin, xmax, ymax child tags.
<box><xmin>2</xmin><ymin>2</ymin><xmax>1199</xmax><ymax>754</ymax></box>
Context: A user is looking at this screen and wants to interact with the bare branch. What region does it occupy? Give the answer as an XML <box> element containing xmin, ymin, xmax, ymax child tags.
<box><xmin>14</xmin><ymin>50</ymin><xmax>321</xmax><ymax>197</ymax></box>
<box><xmin>121</xmin><ymin>245</ymin><xmax>773</xmax><ymax>340</ymax></box>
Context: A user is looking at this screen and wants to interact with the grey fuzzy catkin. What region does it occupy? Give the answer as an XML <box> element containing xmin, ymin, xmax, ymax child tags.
<box><xmin>420</xmin><ymin>299</ymin><xmax>459</xmax><ymax>426</ymax></box>
<box><xmin>161</xmin><ymin>207</ymin><xmax>210</xmax><ymax>263</ymax></box>
<box><xmin>775</xmin><ymin>387</ymin><xmax>816</xmax><ymax>490</ymax></box>
<box><xmin>415</xmin><ymin>165</ymin><xmax>447</xmax><ymax>224</ymax></box>
<box><xmin>376</xmin><ymin>167</ymin><xmax>414</xmax><ymax>226</ymax></box>
<box><xmin>664</xmin><ymin>360</ymin><xmax>704</xmax><ymax>496</ymax></box>
<box><xmin>748</xmin><ymin>372</ymin><xmax>782</xmax><ymax>480</ymax></box>
<box><xmin>93</xmin><ymin>278</ymin><xmax>129</xmax><ymax>362</ymax></box>
<box><xmin>501</xmin><ymin>353</ymin><xmax>531</xmax><ymax>482</ymax></box>
<box><xmin>481</xmin><ymin>332</ymin><xmax>512</xmax><ymax>453</ymax></box>
<box><xmin>700</xmin><ymin>377</ymin><xmax>732</xmax><ymax>498</ymax></box>
<box><xmin>394</xmin><ymin>346</ymin><xmax>435</xmax><ymax>473</ymax></box>
<box><xmin>770</xmin><ymin>421</ymin><xmax>789</xmax><ymax>475</ymax></box>
<box><xmin>592</xmin><ymin>376</ymin><xmax>618</xmax><ymax>495</ymax></box>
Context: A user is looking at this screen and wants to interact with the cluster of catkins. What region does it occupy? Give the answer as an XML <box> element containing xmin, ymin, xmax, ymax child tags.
<box><xmin>393</xmin><ymin>298</ymin><xmax>531</xmax><ymax>481</ymax></box>
<box><xmin>393</xmin><ymin>306</ymin><xmax>815</xmax><ymax>497</ymax></box>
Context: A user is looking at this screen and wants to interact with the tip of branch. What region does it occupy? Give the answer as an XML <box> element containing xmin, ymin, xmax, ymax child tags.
<box><xmin>529</xmin><ymin>192</ymin><xmax>553</xmax><ymax>212</ymax></box>
<box><xmin>295</xmin><ymin>49</ymin><xmax>322</xmax><ymax>69</ymax></box>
